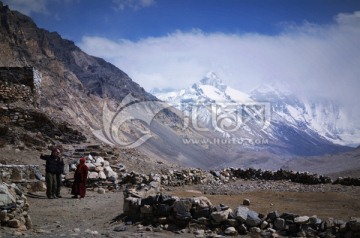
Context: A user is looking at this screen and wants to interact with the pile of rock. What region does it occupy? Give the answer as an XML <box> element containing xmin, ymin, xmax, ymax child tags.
<box><xmin>122</xmin><ymin>188</ymin><xmax>360</xmax><ymax>237</ymax></box>
<box><xmin>67</xmin><ymin>155</ymin><xmax>121</xmax><ymax>188</ymax></box>
<box><xmin>71</xmin><ymin>144</ymin><xmax>117</xmax><ymax>161</ymax></box>
<box><xmin>0</xmin><ymin>183</ymin><xmax>32</xmax><ymax>234</ymax></box>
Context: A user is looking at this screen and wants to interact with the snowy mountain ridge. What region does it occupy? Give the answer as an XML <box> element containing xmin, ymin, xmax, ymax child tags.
<box><xmin>152</xmin><ymin>72</ymin><xmax>359</xmax><ymax>151</ymax></box>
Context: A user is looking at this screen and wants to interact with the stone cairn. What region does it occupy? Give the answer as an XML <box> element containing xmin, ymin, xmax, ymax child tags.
<box><xmin>122</xmin><ymin>185</ymin><xmax>360</xmax><ymax>237</ymax></box>
<box><xmin>66</xmin><ymin>154</ymin><xmax>124</xmax><ymax>190</ymax></box>
<box><xmin>0</xmin><ymin>183</ymin><xmax>32</xmax><ymax>232</ymax></box>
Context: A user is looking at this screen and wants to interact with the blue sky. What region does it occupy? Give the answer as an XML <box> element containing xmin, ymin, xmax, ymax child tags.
<box><xmin>4</xmin><ymin>0</ymin><xmax>360</xmax><ymax>42</ymax></box>
<box><xmin>3</xmin><ymin>0</ymin><xmax>360</xmax><ymax>122</ymax></box>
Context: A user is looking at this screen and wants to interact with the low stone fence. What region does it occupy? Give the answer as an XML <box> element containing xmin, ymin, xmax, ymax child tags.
<box><xmin>122</xmin><ymin>188</ymin><xmax>360</xmax><ymax>237</ymax></box>
<box><xmin>0</xmin><ymin>165</ymin><xmax>44</xmax><ymax>193</ymax></box>
<box><xmin>333</xmin><ymin>177</ymin><xmax>360</xmax><ymax>186</ymax></box>
<box><xmin>0</xmin><ymin>165</ymin><xmax>40</xmax><ymax>181</ymax></box>
<box><xmin>118</xmin><ymin>167</ymin><xmax>360</xmax><ymax>188</ymax></box>
<box><xmin>211</xmin><ymin>168</ymin><xmax>333</xmax><ymax>185</ymax></box>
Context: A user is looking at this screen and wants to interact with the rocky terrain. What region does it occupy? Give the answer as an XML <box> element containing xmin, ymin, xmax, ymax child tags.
<box><xmin>1</xmin><ymin>168</ymin><xmax>359</xmax><ymax>237</ymax></box>
<box><xmin>1</xmin><ymin>145</ymin><xmax>360</xmax><ymax>237</ymax></box>
<box><xmin>1</xmin><ymin>2</ymin><xmax>360</xmax><ymax>237</ymax></box>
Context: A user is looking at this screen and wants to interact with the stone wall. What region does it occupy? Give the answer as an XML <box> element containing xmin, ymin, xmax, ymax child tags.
<box><xmin>0</xmin><ymin>106</ymin><xmax>87</xmax><ymax>146</ymax></box>
<box><xmin>0</xmin><ymin>165</ymin><xmax>40</xmax><ymax>182</ymax></box>
<box><xmin>0</xmin><ymin>67</ymin><xmax>87</xmax><ymax>147</ymax></box>
<box><xmin>119</xmin><ymin>167</ymin><xmax>360</xmax><ymax>187</ymax></box>
<box><xmin>0</xmin><ymin>165</ymin><xmax>44</xmax><ymax>193</ymax></box>
<box><xmin>0</xmin><ymin>67</ymin><xmax>41</xmax><ymax>107</ymax></box>
<box><xmin>122</xmin><ymin>188</ymin><xmax>360</xmax><ymax>237</ymax></box>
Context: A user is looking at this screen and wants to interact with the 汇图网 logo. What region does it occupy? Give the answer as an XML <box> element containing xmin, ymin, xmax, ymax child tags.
<box><xmin>92</xmin><ymin>94</ymin><xmax>271</xmax><ymax>148</ymax></box>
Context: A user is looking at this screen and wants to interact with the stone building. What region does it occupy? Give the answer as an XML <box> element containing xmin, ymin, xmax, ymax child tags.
<box><xmin>0</xmin><ymin>67</ymin><xmax>41</xmax><ymax>107</ymax></box>
<box><xmin>0</xmin><ymin>67</ymin><xmax>86</xmax><ymax>147</ymax></box>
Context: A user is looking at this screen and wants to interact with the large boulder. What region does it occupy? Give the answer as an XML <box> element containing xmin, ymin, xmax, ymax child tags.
<box><xmin>0</xmin><ymin>183</ymin><xmax>16</xmax><ymax>206</ymax></box>
<box><xmin>211</xmin><ymin>209</ymin><xmax>231</xmax><ymax>223</ymax></box>
<box><xmin>173</xmin><ymin>199</ymin><xmax>192</xmax><ymax>221</ymax></box>
<box><xmin>235</xmin><ymin>206</ymin><xmax>249</xmax><ymax>222</ymax></box>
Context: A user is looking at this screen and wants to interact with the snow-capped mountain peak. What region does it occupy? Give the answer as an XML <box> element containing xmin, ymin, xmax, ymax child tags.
<box><xmin>198</xmin><ymin>71</ymin><xmax>226</xmax><ymax>91</ymax></box>
<box><xmin>154</xmin><ymin>72</ymin><xmax>251</xmax><ymax>105</ymax></box>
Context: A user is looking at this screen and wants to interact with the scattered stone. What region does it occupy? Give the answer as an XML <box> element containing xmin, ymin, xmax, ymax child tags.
<box><xmin>243</xmin><ymin>198</ymin><xmax>250</xmax><ymax>206</ymax></box>
<box><xmin>224</xmin><ymin>227</ymin><xmax>237</xmax><ymax>235</ymax></box>
<box><xmin>8</xmin><ymin>218</ymin><xmax>21</xmax><ymax>228</ymax></box>
<box><xmin>309</xmin><ymin>215</ymin><xmax>322</xmax><ymax>225</ymax></box>
<box><xmin>238</xmin><ymin>223</ymin><xmax>248</xmax><ymax>235</ymax></box>
<box><xmin>268</xmin><ymin>211</ymin><xmax>280</xmax><ymax>220</ymax></box>
<box><xmin>294</xmin><ymin>215</ymin><xmax>309</xmax><ymax>224</ymax></box>
<box><xmin>261</xmin><ymin>220</ymin><xmax>269</xmax><ymax>229</ymax></box>
<box><xmin>173</xmin><ymin>199</ymin><xmax>192</xmax><ymax>221</ymax></box>
<box><xmin>211</xmin><ymin>209</ymin><xmax>231</xmax><ymax>223</ymax></box>
<box><xmin>274</xmin><ymin>218</ymin><xmax>286</xmax><ymax>230</ymax></box>
<box><xmin>140</xmin><ymin>205</ymin><xmax>153</xmax><ymax>214</ymax></box>
<box><xmin>235</xmin><ymin>206</ymin><xmax>249</xmax><ymax>222</ymax></box>
<box><xmin>113</xmin><ymin>226</ymin><xmax>127</xmax><ymax>232</ymax></box>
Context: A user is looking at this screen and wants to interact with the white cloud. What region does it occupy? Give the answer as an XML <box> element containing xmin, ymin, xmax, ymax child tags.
<box><xmin>112</xmin><ymin>0</ymin><xmax>155</xmax><ymax>11</ymax></box>
<box><xmin>78</xmin><ymin>11</ymin><xmax>360</xmax><ymax>118</ymax></box>
<box><xmin>2</xmin><ymin>0</ymin><xmax>48</xmax><ymax>15</ymax></box>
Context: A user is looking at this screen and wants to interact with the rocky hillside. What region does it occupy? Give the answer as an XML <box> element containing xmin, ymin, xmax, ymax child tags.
<box><xmin>1</xmin><ymin>2</ymin><xmax>359</xmax><ymax>172</ymax></box>
<box><xmin>0</xmin><ymin>2</ymin><xmax>155</xmax><ymax>128</ymax></box>
<box><xmin>0</xmin><ymin>2</ymin><xmax>239</xmax><ymax>168</ymax></box>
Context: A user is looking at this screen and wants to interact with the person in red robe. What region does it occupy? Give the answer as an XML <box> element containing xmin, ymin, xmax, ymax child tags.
<box><xmin>71</xmin><ymin>157</ymin><xmax>88</xmax><ymax>198</ymax></box>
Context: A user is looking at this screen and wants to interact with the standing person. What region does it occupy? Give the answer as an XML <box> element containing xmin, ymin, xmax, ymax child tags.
<box><xmin>71</xmin><ymin>157</ymin><xmax>88</xmax><ymax>199</ymax></box>
<box><xmin>55</xmin><ymin>149</ymin><xmax>65</xmax><ymax>198</ymax></box>
<box><xmin>40</xmin><ymin>148</ymin><xmax>59</xmax><ymax>199</ymax></box>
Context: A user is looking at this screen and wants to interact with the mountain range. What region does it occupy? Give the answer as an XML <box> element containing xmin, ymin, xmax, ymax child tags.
<box><xmin>152</xmin><ymin>71</ymin><xmax>357</xmax><ymax>155</ymax></box>
<box><xmin>1</xmin><ymin>1</ymin><xmax>359</xmax><ymax>173</ymax></box>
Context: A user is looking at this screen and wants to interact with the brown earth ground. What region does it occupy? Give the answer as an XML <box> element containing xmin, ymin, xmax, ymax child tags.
<box><xmin>1</xmin><ymin>147</ymin><xmax>360</xmax><ymax>237</ymax></box>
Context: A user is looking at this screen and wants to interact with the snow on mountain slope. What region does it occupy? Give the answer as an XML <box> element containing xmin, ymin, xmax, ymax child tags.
<box><xmin>155</xmin><ymin>72</ymin><xmax>252</xmax><ymax>106</ymax></box>
<box><xmin>250</xmin><ymin>85</ymin><xmax>360</xmax><ymax>146</ymax></box>
<box><xmin>152</xmin><ymin>72</ymin><xmax>356</xmax><ymax>155</ymax></box>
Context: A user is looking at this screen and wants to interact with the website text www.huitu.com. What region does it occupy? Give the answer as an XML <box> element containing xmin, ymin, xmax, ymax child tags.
<box><xmin>182</xmin><ymin>137</ymin><xmax>269</xmax><ymax>145</ymax></box>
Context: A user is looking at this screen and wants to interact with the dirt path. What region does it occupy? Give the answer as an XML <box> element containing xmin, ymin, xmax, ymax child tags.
<box><xmin>25</xmin><ymin>188</ymin><xmax>125</xmax><ymax>237</ymax></box>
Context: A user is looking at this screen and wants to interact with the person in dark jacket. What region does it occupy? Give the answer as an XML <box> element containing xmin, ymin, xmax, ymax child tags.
<box><xmin>40</xmin><ymin>148</ymin><xmax>60</xmax><ymax>199</ymax></box>
<box><xmin>71</xmin><ymin>157</ymin><xmax>88</xmax><ymax>199</ymax></box>
<box><xmin>55</xmin><ymin>151</ymin><xmax>65</xmax><ymax>198</ymax></box>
